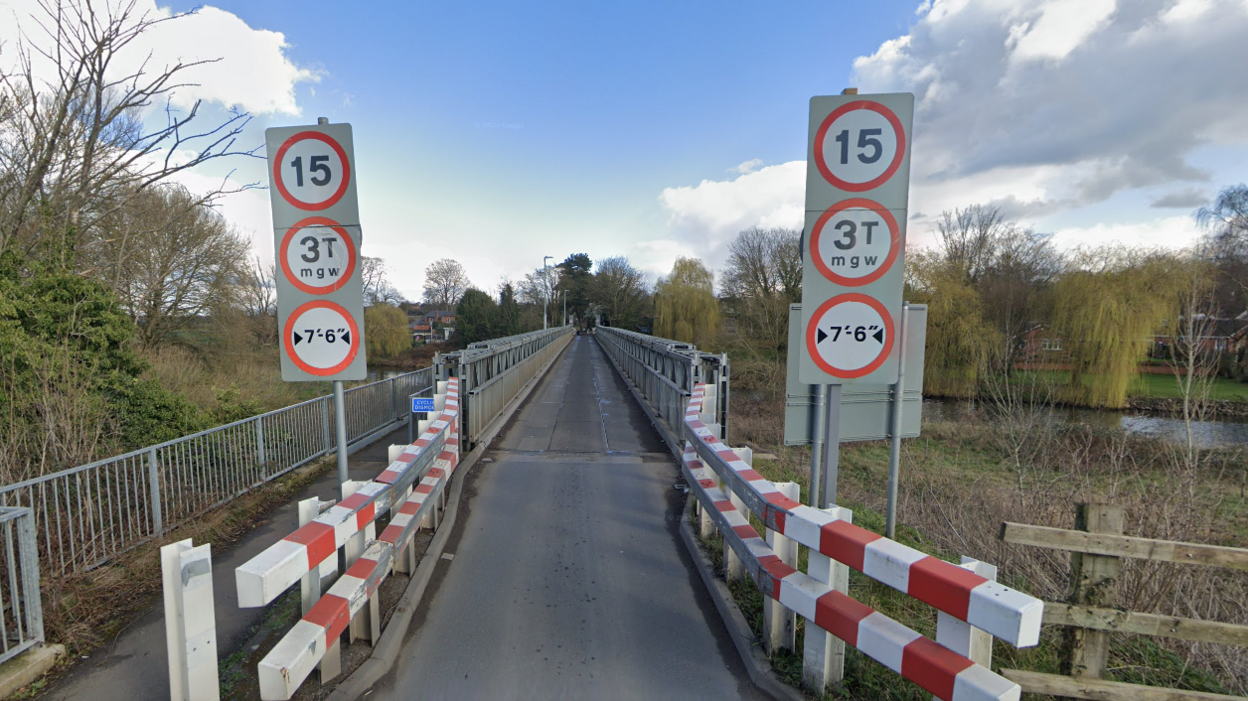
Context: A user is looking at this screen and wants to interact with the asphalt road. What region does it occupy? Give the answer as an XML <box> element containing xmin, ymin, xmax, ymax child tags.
<box><xmin>370</xmin><ymin>335</ymin><xmax>764</xmax><ymax>701</ymax></box>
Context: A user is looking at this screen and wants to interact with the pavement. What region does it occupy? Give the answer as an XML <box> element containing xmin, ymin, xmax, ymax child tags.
<box><xmin>44</xmin><ymin>422</ymin><xmax>414</xmax><ymax>701</ymax></box>
<box><xmin>368</xmin><ymin>335</ymin><xmax>765</xmax><ymax>701</ymax></box>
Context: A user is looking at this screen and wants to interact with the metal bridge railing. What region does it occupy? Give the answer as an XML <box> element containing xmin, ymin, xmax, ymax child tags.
<box><xmin>445</xmin><ymin>326</ymin><xmax>575</xmax><ymax>447</ymax></box>
<box><xmin>595</xmin><ymin>326</ymin><xmax>730</xmax><ymax>442</ymax></box>
<box><xmin>0</xmin><ymin>368</ymin><xmax>434</xmax><ymax>577</ymax></box>
<box><xmin>0</xmin><ymin>506</ymin><xmax>43</xmax><ymax>665</ymax></box>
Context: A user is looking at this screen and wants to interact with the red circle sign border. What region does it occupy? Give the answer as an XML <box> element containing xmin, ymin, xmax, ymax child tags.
<box><xmin>278</xmin><ymin>216</ymin><xmax>358</xmax><ymax>295</ymax></box>
<box><xmin>809</xmin><ymin>198</ymin><xmax>900</xmax><ymax>286</ymax></box>
<box><xmin>805</xmin><ymin>293</ymin><xmax>895</xmax><ymax>379</ymax></box>
<box><xmin>272</xmin><ymin>131</ymin><xmax>352</xmax><ymax>211</ymax></box>
<box><xmin>813</xmin><ymin>100</ymin><xmax>906</xmax><ymax>193</ymax></box>
<box><xmin>282</xmin><ymin>300</ymin><xmax>360</xmax><ymax>376</ymax></box>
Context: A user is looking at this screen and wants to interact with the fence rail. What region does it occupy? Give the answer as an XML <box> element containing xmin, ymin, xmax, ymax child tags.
<box><xmin>0</xmin><ymin>368</ymin><xmax>434</xmax><ymax>577</ymax></box>
<box><xmin>0</xmin><ymin>506</ymin><xmax>43</xmax><ymax>665</ymax></box>
<box><xmin>447</xmin><ymin>326</ymin><xmax>575</xmax><ymax>447</ymax></box>
<box><xmin>595</xmin><ymin>326</ymin><xmax>729</xmax><ymax>442</ymax></box>
<box><xmin>1000</xmin><ymin>503</ymin><xmax>1248</xmax><ymax>701</ymax></box>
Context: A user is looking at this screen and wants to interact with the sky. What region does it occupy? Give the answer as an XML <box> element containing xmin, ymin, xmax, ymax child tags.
<box><xmin>2</xmin><ymin>0</ymin><xmax>1247</xmax><ymax>300</ymax></box>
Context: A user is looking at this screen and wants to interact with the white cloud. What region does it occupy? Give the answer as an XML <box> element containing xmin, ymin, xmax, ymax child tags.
<box><xmin>850</xmin><ymin>0</ymin><xmax>1248</xmax><ymax>214</ymax></box>
<box><xmin>1006</xmin><ymin>0</ymin><xmax>1117</xmax><ymax>64</ymax></box>
<box><xmin>0</xmin><ymin>1</ymin><xmax>316</xmax><ymax>116</ymax></box>
<box><xmin>657</xmin><ymin>161</ymin><xmax>805</xmax><ymax>271</ymax></box>
<box><xmin>1049</xmin><ymin>216</ymin><xmax>1200</xmax><ymax>251</ymax></box>
<box><xmin>730</xmin><ymin>158</ymin><xmax>764</xmax><ymax>175</ymax></box>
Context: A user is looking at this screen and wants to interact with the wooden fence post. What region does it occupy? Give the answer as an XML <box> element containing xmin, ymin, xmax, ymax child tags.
<box><xmin>1063</xmin><ymin>503</ymin><xmax>1124</xmax><ymax>679</ymax></box>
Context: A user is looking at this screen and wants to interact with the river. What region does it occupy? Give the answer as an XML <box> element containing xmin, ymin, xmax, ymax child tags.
<box><xmin>924</xmin><ymin>399</ymin><xmax>1248</xmax><ymax>449</ymax></box>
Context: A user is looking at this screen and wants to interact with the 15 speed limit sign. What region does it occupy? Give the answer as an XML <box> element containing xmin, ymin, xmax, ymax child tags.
<box><xmin>267</xmin><ymin>122</ymin><xmax>367</xmax><ymax>382</ymax></box>
<box><xmin>800</xmin><ymin>92</ymin><xmax>913</xmax><ymax>385</ymax></box>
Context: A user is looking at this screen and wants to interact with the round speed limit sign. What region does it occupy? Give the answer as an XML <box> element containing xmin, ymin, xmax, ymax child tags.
<box><xmin>806</xmin><ymin>293</ymin><xmax>894</xmax><ymax>379</ymax></box>
<box><xmin>813</xmin><ymin>100</ymin><xmax>906</xmax><ymax>192</ymax></box>
<box><xmin>273</xmin><ymin>131</ymin><xmax>352</xmax><ymax>211</ymax></box>
<box><xmin>809</xmin><ymin>198</ymin><xmax>900</xmax><ymax>286</ymax></box>
<box><xmin>283</xmin><ymin>300</ymin><xmax>361</xmax><ymax>376</ymax></box>
<box><xmin>278</xmin><ymin>216</ymin><xmax>358</xmax><ymax>294</ymax></box>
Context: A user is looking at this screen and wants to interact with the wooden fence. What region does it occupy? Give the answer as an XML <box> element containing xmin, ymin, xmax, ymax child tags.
<box><xmin>999</xmin><ymin>502</ymin><xmax>1248</xmax><ymax>700</ymax></box>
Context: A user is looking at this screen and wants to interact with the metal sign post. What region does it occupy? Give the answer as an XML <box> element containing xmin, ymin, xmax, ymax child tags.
<box><xmin>793</xmin><ymin>88</ymin><xmax>915</xmax><ymax>508</ymax></box>
<box><xmin>266</xmin><ymin>117</ymin><xmax>367</xmax><ymax>495</ymax></box>
<box><xmin>885</xmin><ymin>303</ymin><xmax>910</xmax><ymax>538</ymax></box>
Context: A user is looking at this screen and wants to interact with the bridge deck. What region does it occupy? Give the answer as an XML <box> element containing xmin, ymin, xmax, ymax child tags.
<box><xmin>371</xmin><ymin>334</ymin><xmax>763</xmax><ymax>700</ymax></box>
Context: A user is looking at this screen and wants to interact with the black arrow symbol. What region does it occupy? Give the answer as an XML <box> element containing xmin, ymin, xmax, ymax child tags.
<box><xmin>873</xmin><ymin>328</ymin><xmax>884</xmax><ymax>344</ymax></box>
<box><xmin>342</xmin><ymin>330</ymin><xmax>351</xmax><ymax>345</ymax></box>
<box><xmin>293</xmin><ymin>331</ymin><xmax>304</xmax><ymax>345</ymax></box>
<box><xmin>817</xmin><ymin>327</ymin><xmax>828</xmax><ymax>344</ymax></box>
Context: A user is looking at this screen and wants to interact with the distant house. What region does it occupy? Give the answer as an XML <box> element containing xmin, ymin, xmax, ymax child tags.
<box><xmin>1152</xmin><ymin>316</ymin><xmax>1248</xmax><ymax>357</ymax></box>
<box><xmin>1017</xmin><ymin>324</ymin><xmax>1069</xmax><ymax>364</ymax></box>
<box><xmin>410</xmin><ymin>310</ymin><xmax>456</xmax><ymax>342</ymax></box>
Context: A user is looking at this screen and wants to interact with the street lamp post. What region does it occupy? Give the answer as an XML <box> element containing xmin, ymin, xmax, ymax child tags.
<box><xmin>542</xmin><ymin>256</ymin><xmax>553</xmax><ymax>330</ymax></box>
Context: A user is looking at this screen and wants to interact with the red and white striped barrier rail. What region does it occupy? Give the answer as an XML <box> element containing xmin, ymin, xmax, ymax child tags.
<box><xmin>248</xmin><ymin>378</ymin><xmax>462</xmax><ymax>699</ymax></box>
<box><xmin>380</xmin><ymin>409</ymin><xmax>460</xmax><ymax>554</ymax></box>
<box><xmin>235</xmin><ymin>379</ymin><xmax>459</xmax><ymax>608</ymax></box>
<box><xmin>684</xmin><ymin>383</ymin><xmax>1043</xmax><ymax>648</ymax></box>
<box><xmin>682</xmin><ymin>445</ymin><xmax>1020</xmax><ymax>701</ymax></box>
<box><xmin>258</xmin><ymin>539</ymin><xmax>393</xmax><ymax>699</ymax></box>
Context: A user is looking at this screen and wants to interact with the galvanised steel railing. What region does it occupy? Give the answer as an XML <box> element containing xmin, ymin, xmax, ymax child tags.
<box><xmin>0</xmin><ymin>368</ymin><xmax>434</xmax><ymax>577</ymax></box>
<box><xmin>446</xmin><ymin>326</ymin><xmax>575</xmax><ymax>448</ymax></box>
<box><xmin>596</xmin><ymin>326</ymin><xmax>730</xmax><ymax>442</ymax></box>
<box><xmin>0</xmin><ymin>507</ymin><xmax>43</xmax><ymax>665</ymax></box>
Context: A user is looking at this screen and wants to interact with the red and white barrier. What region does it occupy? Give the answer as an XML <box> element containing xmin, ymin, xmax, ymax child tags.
<box><xmin>235</xmin><ymin>379</ymin><xmax>460</xmax><ymax>608</ymax></box>
<box><xmin>239</xmin><ymin>378</ymin><xmax>462</xmax><ymax>700</ymax></box>
<box><xmin>682</xmin><ymin>445</ymin><xmax>1020</xmax><ymax>701</ymax></box>
<box><xmin>684</xmin><ymin>383</ymin><xmax>1042</xmax><ymax>648</ymax></box>
<box><xmin>258</xmin><ymin>540</ymin><xmax>393</xmax><ymax>699</ymax></box>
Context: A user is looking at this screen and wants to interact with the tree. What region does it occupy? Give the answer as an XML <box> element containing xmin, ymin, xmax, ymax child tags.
<box><xmin>364</xmin><ymin>303</ymin><xmax>411</xmax><ymax>358</ymax></box>
<box><xmin>423</xmin><ymin>258</ymin><xmax>469</xmax><ymax>308</ymax></box>
<box><xmin>654</xmin><ymin>257</ymin><xmax>719</xmax><ymax>347</ymax></box>
<box><xmin>1051</xmin><ymin>249</ymin><xmax>1186</xmax><ymax>408</ymax></box>
<box><xmin>594</xmin><ymin>256</ymin><xmax>649</xmax><ymax>330</ymax></box>
<box><xmin>92</xmin><ymin>184</ymin><xmax>248</xmax><ymax>347</ymax></box>
<box><xmin>720</xmin><ymin>227</ymin><xmax>801</xmax><ymax>347</ymax></box>
<box><xmin>455</xmin><ymin>288</ymin><xmax>497</xmax><ymax>345</ymax></box>
<box><xmin>905</xmin><ymin>250</ymin><xmax>998</xmax><ymax>397</ymax></box>
<box><xmin>362</xmin><ymin>257</ymin><xmax>404</xmax><ymax>305</ymax></box>
<box><xmin>0</xmin><ymin>0</ymin><xmax>258</xmax><ymax>267</ymax></box>
<box><xmin>237</xmin><ymin>257</ymin><xmax>277</xmax><ymax>346</ymax></box>
<box><xmin>555</xmin><ymin>253</ymin><xmax>593</xmax><ymax>324</ymax></box>
<box><xmin>1196</xmin><ymin>184</ymin><xmax>1248</xmax><ymax>316</ymax></box>
<box><xmin>497</xmin><ymin>282</ymin><xmax>520</xmax><ymax>336</ymax></box>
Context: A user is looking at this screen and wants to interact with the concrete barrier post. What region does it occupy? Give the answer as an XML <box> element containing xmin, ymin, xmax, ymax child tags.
<box><xmin>763</xmin><ymin>481</ymin><xmax>800</xmax><ymax>655</ymax></box>
<box><xmin>161</xmin><ymin>539</ymin><xmax>219</xmax><ymax>701</ymax></box>
<box><xmin>802</xmin><ymin>506</ymin><xmax>853</xmax><ymax>694</ymax></box>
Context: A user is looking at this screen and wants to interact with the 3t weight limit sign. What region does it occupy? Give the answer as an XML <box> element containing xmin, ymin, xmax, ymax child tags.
<box><xmin>810</xmin><ymin>198</ymin><xmax>900</xmax><ymax>286</ymax></box>
<box><xmin>279</xmin><ymin>217</ymin><xmax>358</xmax><ymax>294</ymax></box>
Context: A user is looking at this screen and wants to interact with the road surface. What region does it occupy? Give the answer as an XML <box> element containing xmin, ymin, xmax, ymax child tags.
<box><xmin>370</xmin><ymin>334</ymin><xmax>763</xmax><ymax>700</ymax></box>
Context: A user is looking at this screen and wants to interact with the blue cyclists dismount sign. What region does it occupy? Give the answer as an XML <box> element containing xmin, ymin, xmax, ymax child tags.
<box><xmin>411</xmin><ymin>397</ymin><xmax>436</xmax><ymax>413</ymax></box>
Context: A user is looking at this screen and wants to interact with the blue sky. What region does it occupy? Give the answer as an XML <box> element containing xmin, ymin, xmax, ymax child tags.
<box><xmin>6</xmin><ymin>0</ymin><xmax>1245</xmax><ymax>299</ymax></box>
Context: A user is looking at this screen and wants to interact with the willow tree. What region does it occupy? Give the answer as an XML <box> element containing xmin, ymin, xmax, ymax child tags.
<box><xmin>905</xmin><ymin>250</ymin><xmax>998</xmax><ymax>397</ymax></box>
<box><xmin>654</xmin><ymin>257</ymin><xmax>719</xmax><ymax>347</ymax></box>
<box><xmin>1051</xmin><ymin>250</ymin><xmax>1185</xmax><ymax>408</ymax></box>
<box><xmin>364</xmin><ymin>304</ymin><xmax>412</xmax><ymax>358</ymax></box>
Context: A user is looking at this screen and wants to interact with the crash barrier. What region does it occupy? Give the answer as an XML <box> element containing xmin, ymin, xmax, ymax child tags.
<box><xmin>595</xmin><ymin>326</ymin><xmax>729</xmax><ymax>443</ymax></box>
<box><xmin>447</xmin><ymin>325</ymin><xmax>575</xmax><ymax>448</ymax></box>
<box><xmin>237</xmin><ymin>378</ymin><xmax>461</xmax><ymax>700</ymax></box>
<box><xmin>0</xmin><ymin>506</ymin><xmax>43</xmax><ymax>666</ymax></box>
<box><xmin>0</xmin><ymin>367</ymin><xmax>435</xmax><ymax>576</ymax></box>
<box><xmin>684</xmin><ymin>383</ymin><xmax>1041</xmax><ymax>700</ymax></box>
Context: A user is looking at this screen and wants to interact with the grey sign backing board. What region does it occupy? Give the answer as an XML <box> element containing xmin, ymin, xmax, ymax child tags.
<box><xmin>267</xmin><ymin>123</ymin><xmax>367</xmax><ymax>381</ymax></box>
<box><xmin>799</xmin><ymin>92</ymin><xmax>914</xmax><ymax>386</ymax></box>
<box><xmin>785</xmin><ymin>303</ymin><xmax>928</xmax><ymax>445</ymax></box>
